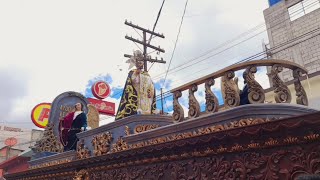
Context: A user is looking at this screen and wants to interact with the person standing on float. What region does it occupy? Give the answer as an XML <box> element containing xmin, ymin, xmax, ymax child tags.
<box><xmin>59</xmin><ymin>102</ymin><xmax>87</xmax><ymax>151</ymax></box>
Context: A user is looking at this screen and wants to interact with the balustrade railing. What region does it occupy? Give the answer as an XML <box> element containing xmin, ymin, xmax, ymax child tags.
<box><xmin>170</xmin><ymin>59</ymin><xmax>308</xmax><ymax>123</ymax></box>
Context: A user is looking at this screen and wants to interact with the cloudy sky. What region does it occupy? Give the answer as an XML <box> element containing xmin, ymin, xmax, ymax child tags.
<box><xmin>0</xmin><ymin>0</ymin><xmax>271</xmax><ymax>129</ymax></box>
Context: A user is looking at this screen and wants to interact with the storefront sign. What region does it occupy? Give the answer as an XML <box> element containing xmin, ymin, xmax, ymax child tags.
<box><xmin>91</xmin><ymin>81</ymin><xmax>111</xmax><ymax>99</ymax></box>
<box><xmin>31</xmin><ymin>103</ymin><xmax>51</xmax><ymax>128</ymax></box>
<box><xmin>87</xmin><ymin>98</ymin><xmax>115</xmax><ymax>115</ymax></box>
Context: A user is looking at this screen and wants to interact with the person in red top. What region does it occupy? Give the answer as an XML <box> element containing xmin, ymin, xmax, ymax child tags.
<box><xmin>59</xmin><ymin>103</ymin><xmax>87</xmax><ymax>151</ymax></box>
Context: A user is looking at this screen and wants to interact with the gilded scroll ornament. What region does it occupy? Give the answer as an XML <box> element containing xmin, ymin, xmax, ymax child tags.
<box><xmin>173</xmin><ymin>91</ymin><xmax>184</xmax><ymax>122</ymax></box>
<box><xmin>128</xmin><ymin>118</ymin><xmax>270</xmax><ymax>151</ymax></box>
<box><xmin>134</xmin><ymin>124</ymin><xmax>160</xmax><ymax>134</ymax></box>
<box><xmin>74</xmin><ymin>169</ymin><xmax>89</xmax><ymax>180</ymax></box>
<box><xmin>112</xmin><ymin>137</ymin><xmax>128</xmax><ymax>153</ymax></box>
<box><xmin>33</xmin><ymin>123</ymin><xmax>63</xmax><ymax>153</ymax></box>
<box><xmin>243</xmin><ymin>66</ymin><xmax>265</xmax><ymax>104</ymax></box>
<box><xmin>221</xmin><ymin>71</ymin><xmax>240</xmax><ymax>108</ymax></box>
<box><xmin>188</xmin><ymin>84</ymin><xmax>200</xmax><ymax>118</ymax></box>
<box><xmin>77</xmin><ymin>139</ymin><xmax>91</xmax><ymax>159</ymax></box>
<box><xmin>125</xmin><ymin>126</ymin><xmax>130</xmax><ymax>136</ymax></box>
<box><xmin>205</xmin><ymin>78</ymin><xmax>219</xmax><ymax>113</ymax></box>
<box><xmin>293</xmin><ymin>68</ymin><xmax>308</xmax><ymax>106</ymax></box>
<box><xmin>270</xmin><ymin>64</ymin><xmax>292</xmax><ymax>103</ymax></box>
<box><xmin>92</xmin><ymin>132</ymin><xmax>112</xmax><ymax>156</ymax></box>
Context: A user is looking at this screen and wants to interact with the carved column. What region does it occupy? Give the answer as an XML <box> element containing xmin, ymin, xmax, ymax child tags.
<box><xmin>205</xmin><ymin>78</ymin><xmax>219</xmax><ymax>113</ymax></box>
<box><xmin>243</xmin><ymin>66</ymin><xmax>265</xmax><ymax>104</ymax></box>
<box><xmin>221</xmin><ymin>71</ymin><xmax>240</xmax><ymax>109</ymax></box>
<box><xmin>270</xmin><ymin>64</ymin><xmax>292</xmax><ymax>103</ymax></box>
<box><xmin>188</xmin><ymin>84</ymin><xmax>200</xmax><ymax>118</ymax></box>
<box><xmin>293</xmin><ymin>68</ymin><xmax>308</xmax><ymax>106</ymax></box>
<box><xmin>173</xmin><ymin>91</ymin><xmax>184</xmax><ymax>122</ymax></box>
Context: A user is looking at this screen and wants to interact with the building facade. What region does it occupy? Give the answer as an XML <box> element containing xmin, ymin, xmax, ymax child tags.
<box><xmin>0</xmin><ymin>125</ymin><xmax>43</xmax><ymax>153</ymax></box>
<box><xmin>264</xmin><ymin>0</ymin><xmax>320</xmax><ymax>109</ymax></box>
<box><xmin>264</xmin><ymin>0</ymin><xmax>320</xmax><ymax>80</ymax></box>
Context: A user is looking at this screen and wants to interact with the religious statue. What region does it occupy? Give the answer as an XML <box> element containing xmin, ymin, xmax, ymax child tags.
<box><xmin>59</xmin><ymin>102</ymin><xmax>87</xmax><ymax>151</ymax></box>
<box><xmin>115</xmin><ymin>50</ymin><xmax>156</xmax><ymax>120</ymax></box>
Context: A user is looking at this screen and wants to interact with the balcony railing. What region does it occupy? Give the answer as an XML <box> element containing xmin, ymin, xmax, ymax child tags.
<box><xmin>170</xmin><ymin>59</ymin><xmax>308</xmax><ymax>122</ymax></box>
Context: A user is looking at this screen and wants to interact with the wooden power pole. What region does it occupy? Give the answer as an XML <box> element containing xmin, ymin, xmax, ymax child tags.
<box><xmin>124</xmin><ymin>20</ymin><xmax>166</xmax><ymax>72</ymax></box>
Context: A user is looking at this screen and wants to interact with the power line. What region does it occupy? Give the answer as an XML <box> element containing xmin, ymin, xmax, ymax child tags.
<box><xmin>163</xmin><ymin>0</ymin><xmax>189</xmax><ymax>88</ymax></box>
<box><xmin>118</xmin><ymin>26</ymin><xmax>320</xmax><ymax>106</ymax></box>
<box><xmin>155</xmin><ymin>26</ymin><xmax>320</xmax><ymax>92</ymax></box>
<box><xmin>113</xmin><ymin>2</ymin><xmax>320</xmax><ymax>113</ymax></box>
<box><xmin>151</xmin><ymin>1</ymin><xmax>320</xmax><ymax>82</ymax></box>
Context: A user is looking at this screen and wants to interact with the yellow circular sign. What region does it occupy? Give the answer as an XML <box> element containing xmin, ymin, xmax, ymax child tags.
<box><xmin>31</xmin><ymin>103</ymin><xmax>51</xmax><ymax>128</ymax></box>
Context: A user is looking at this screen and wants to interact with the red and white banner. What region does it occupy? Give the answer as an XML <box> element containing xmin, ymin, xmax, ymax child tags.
<box><xmin>87</xmin><ymin>98</ymin><xmax>115</xmax><ymax>116</ymax></box>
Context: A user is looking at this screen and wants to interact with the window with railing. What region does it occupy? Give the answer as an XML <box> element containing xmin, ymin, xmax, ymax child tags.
<box><xmin>288</xmin><ymin>0</ymin><xmax>320</xmax><ymax>21</ymax></box>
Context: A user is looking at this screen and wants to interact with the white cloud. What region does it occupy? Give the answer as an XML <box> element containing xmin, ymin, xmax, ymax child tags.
<box><xmin>0</xmin><ymin>0</ymin><xmax>270</xmax><ymax>128</ymax></box>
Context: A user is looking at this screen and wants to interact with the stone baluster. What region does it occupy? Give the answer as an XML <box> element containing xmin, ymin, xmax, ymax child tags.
<box><xmin>205</xmin><ymin>78</ymin><xmax>219</xmax><ymax>113</ymax></box>
<box><xmin>243</xmin><ymin>66</ymin><xmax>265</xmax><ymax>104</ymax></box>
<box><xmin>221</xmin><ymin>71</ymin><xmax>240</xmax><ymax>109</ymax></box>
<box><xmin>270</xmin><ymin>64</ymin><xmax>292</xmax><ymax>103</ymax></box>
<box><xmin>172</xmin><ymin>91</ymin><xmax>184</xmax><ymax>122</ymax></box>
<box><xmin>293</xmin><ymin>68</ymin><xmax>308</xmax><ymax>106</ymax></box>
<box><xmin>188</xmin><ymin>84</ymin><xmax>200</xmax><ymax>118</ymax></box>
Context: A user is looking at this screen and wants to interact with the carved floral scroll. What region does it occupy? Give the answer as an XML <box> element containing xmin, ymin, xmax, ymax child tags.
<box><xmin>270</xmin><ymin>64</ymin><xmax>292</xmax><ymax>103</ymax></box>
<box><xmin>205</xmin><ymin>78</ymin><xmax>219</xmax><ymax>113</ymax></box>
<box><xmin>243</xmin><ymin>66</ymin><xmax>265</xmax><ymax>104</ymax></box>
<box><xmin>92</xmin><ymin>132</ymin><xmax>112</xmax><ymax>156</ymax></box>
<box><xmin>293</xmin><ymin>68</ymin><xmax>308</xmax><ymax>106</ymax></box>
<box><xmin>173</xmin><ymin>91</ymin><xmax>184</xmax><ymax>122</ymax></box>
<box><xmin>188</xmin><ymin>84</ymin><xmax>200</xmax><ymax>118</ymax></box>
<box><xmin>221</xmin><ymin>71</ymin><xmax>240</xmax><ymax>109</ymax></box>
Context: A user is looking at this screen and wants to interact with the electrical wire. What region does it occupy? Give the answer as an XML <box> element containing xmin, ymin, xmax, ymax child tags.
<box><xmin>151</xmin><ymin>1</ymin><xmax>320</xmax><ymax>82</ymax></box>
<box><xmin>163</xmin><ymin>0</ymin><xmax>189</xmax><ymax>88</ymax></box>
<box><xmin>154</xmin><ymin>26</ymin><xmax>320</xmax><ymax>97</ymax></box>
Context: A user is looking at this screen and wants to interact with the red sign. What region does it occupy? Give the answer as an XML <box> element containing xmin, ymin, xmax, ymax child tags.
<box><xmin>5</xmin><ymin>137</ymin><xmax>18</xmax><ymax>147</ymax></box>
<box><xmin>87</xmin><ymin>98</ymin><xmax>115</xmax><ymax>115</ymax></box>
<box><xmin>91</xmin><ymin>81</ymin><xmax>111</xmax><ymax>99</ymax></box>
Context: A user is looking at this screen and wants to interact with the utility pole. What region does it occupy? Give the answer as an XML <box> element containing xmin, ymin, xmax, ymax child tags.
<box><xmin>124</xmin><ymin>20</ymin><xmax>166</xmax><ymax>72</ymax></box>
<box><xmin>160</xmin><ymin>88</ymin><xmax>164</xmax><ymax>114</ymax></box>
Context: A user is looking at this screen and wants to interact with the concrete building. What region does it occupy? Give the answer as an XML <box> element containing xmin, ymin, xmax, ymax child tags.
<box><xmin>0</xmin><ymin>124</ymin><xmax>43</xmax><ymax>163</ymax></box>
<box><xmin>263</xmin><ymin>0</ymin><xmax>320</xmax><ymax>109</ymax></box>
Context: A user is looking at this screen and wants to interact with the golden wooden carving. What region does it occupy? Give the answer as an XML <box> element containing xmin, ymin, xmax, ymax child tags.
<box><xmin>33</xmin><ymin>123</ymin><xmax>63</xmax><ymax>153</ymax></box>
<box><xmin>77</xmin><ymin>139</ymin><xmax>91</xmax><ymax>159</ymax></box>
<box><xmin>74</xmin><ymin>169</ymin><xmax>89</xmax><ymax>180</ymax></box>
<box><xmin>87</xmin><ymin>104</ymin><xmax>100</xmax><ymax>129</ymax></box>
<box><xmin>134</xmin><ymin>124</ymin><xmax>160</xmax><ymax>134</ymax></box>
<box><xmin>188</xmin><ymin>84</ymin><xmax>200</xmax><ymax>118</ymax></box>
<box><xmin>129</xmin><ymin>118</ymin><xmax>270</xmax><ymax>151</ymax></box>
<box><xmin>112</xmin><ymin>137</ymin><xmax>128</xmax><ymax>153</ymax></box>
<box><xmin>29</xmin><ymin>158</ymin><xmax>72</xmax><ymax>169</ymax></box>
<box><xmin>270</xmin><ymin>64</ymin><xmax>292</xmax><ymax>103</ymax></box>
<box><xmin>205</xmin><ymin>78</ymin><xmax>219</xmax><ymax>113</ymax></box>
<box><xmin>304</xmin><ymin>133</ymin><xmax>320</xmax><ymax>141</ymax></box>
<box><xmin>172</xmin><ymin>91</ymin><xmax>184</xmax><ymax>122</ymax></box>
<box><xmin>92</xmin><ymin>132</ymin><xmax>112</xmax><ymax>156</ymax></box>
<box><xmin>243</xmin><ymin>66</ymin><xmax>265</xmax><ymax>103</ymax></box>
<box><xmin>293</xmin><ymin>68</ymin><xmax>308</xmax><ymax>106</ymax></box>
<box><xmin>221</xmin><ymin>71</ymin><xmax>240</xmax><ymax>109</ymax></box>
<box><xmin>125</xmin><ymin>126</ymin><xmax>130</xmax><ymax>136</ymax></box>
